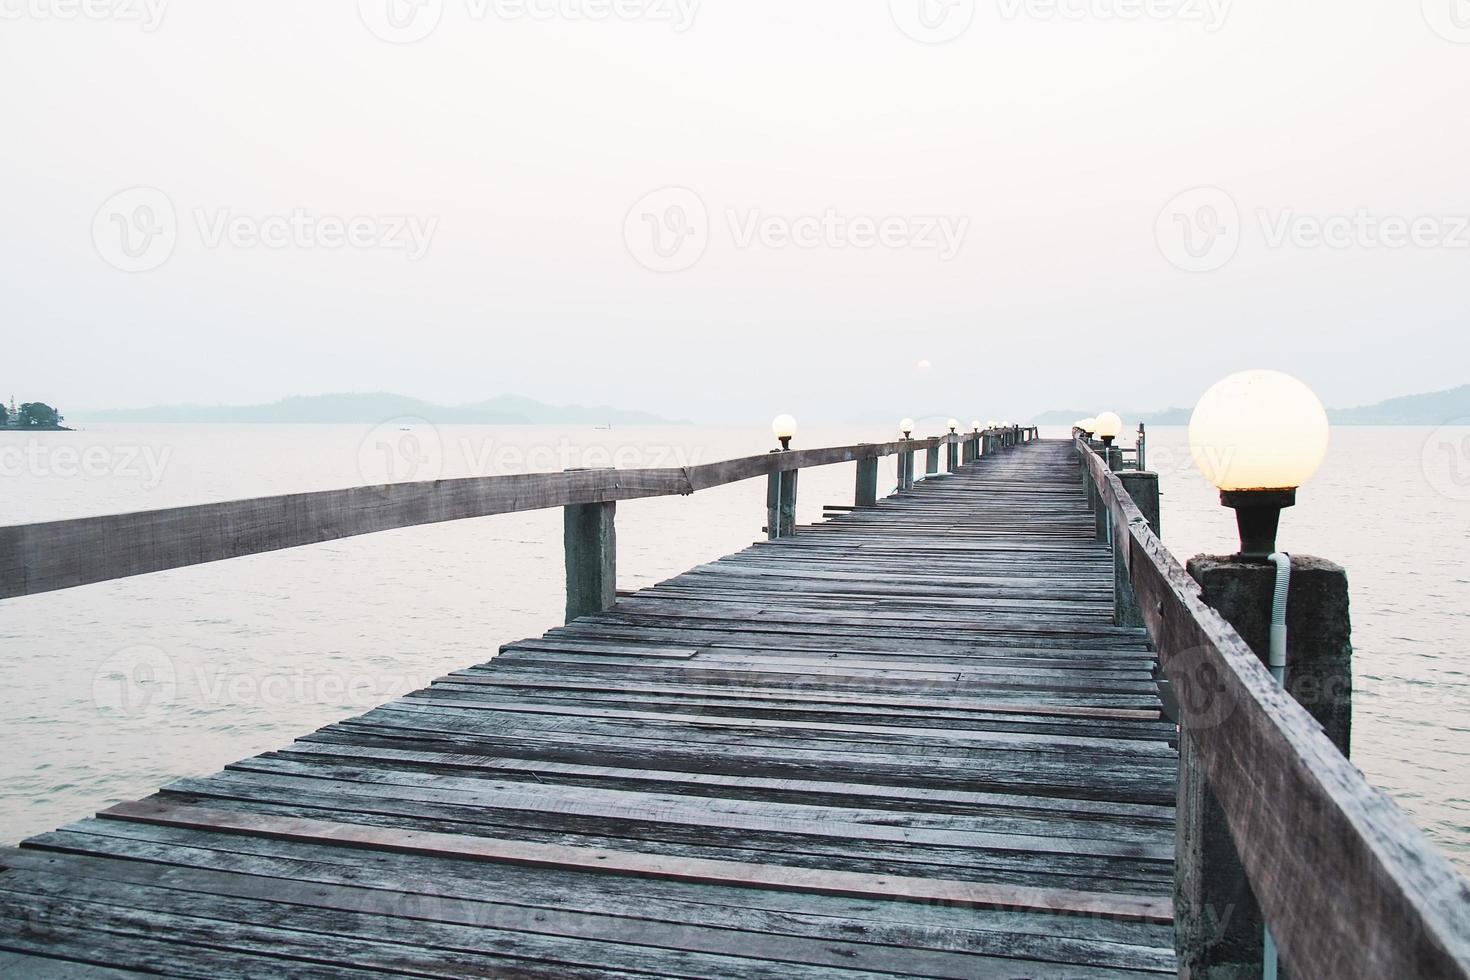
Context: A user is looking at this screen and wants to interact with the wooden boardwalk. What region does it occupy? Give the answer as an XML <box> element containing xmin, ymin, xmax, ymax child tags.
<box><xmin>0</xmin><ymin>440</ymin><xmax>1178</xmax><ymax>978</ymax></box>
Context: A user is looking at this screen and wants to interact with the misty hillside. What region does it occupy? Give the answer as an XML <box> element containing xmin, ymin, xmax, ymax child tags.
<box><xmin>1034</xmin><ymin>384</ymin><xmax>1470</xmax><ymax>426</ymax></box>
<box><xmin>75</xmin><ymin>393</ymin><xmax>686</xmax><ymax>425</ymax></box>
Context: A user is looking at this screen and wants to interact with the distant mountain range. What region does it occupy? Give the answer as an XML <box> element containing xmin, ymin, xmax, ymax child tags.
<box><xmin>1033</xmin><ymin>384</ymin><xmax>1470</xmax><ymax>427</ymax></box>
<box><xmin>74</xmin><ymin>393</ymin><xmax>687</xmax><ymax>426</ymax></box>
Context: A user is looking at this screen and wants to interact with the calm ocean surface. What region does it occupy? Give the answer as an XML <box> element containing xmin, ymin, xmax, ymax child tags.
<box><xmin>3</xmin><ymin>422</ymin><xmax>1467</xmax><ymax>872</ymax></box>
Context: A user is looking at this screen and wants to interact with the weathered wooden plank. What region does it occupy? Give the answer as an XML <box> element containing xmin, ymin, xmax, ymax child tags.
<box><xmin>97</xmin><ymin>800</ymin><xmax>1174</xmax><ymax>923</ymax></box>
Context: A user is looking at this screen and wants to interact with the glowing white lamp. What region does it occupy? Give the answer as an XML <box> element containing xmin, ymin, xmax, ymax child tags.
<box><xmin>947</xmin><ymin>418</ymin><xmax>959</xmax><ymax>433</ymax></box>
<box><xmin>971</xmin><ymin>420</ymin><xmax>982</xmax><ymax>433</ymax></box>
<box><xmin>1189</xmin><ymin>369</ymin><xmax>1330</xmax><ymax>558</ymax></box>
<box><xmin>1094</xmin><ymin>411</ymin><xmax>1124</xmax><ymax>446</ymax></box>
<box><xmin>771</xmin><ymin>414</ymin><xmax>798</xmax><ymax>451</ymax></box>
<box><xmin>1080</xmin><ymin>417</ymin><xmax>1098</xmax><ymax>437</ymax></box>
<box><xmin>987</xmin><ymin>420</ymin><xmax>997</xmax><ymax>430</ymax></box>
<box><xmin>900</xmin><ymin>417</ymin><xmax>915</xmax><ymax>439</ymax></box>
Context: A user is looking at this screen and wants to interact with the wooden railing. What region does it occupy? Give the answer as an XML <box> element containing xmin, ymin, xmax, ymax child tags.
<box><xmin>0</xmin><ymin>426</ymin><xmax>1037</xmax><ymax>612</ymax></box>
<box><xmin>1075</xmin><ymin>433</ymin><xmax>1470</xmax><ymax>980</ymax></box>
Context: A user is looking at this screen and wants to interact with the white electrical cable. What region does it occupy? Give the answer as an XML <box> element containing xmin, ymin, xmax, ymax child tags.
<box><xmin>1262</xmin><ymin>551</ymin><xmax>1291</xmax><ymax>980</ymax></box>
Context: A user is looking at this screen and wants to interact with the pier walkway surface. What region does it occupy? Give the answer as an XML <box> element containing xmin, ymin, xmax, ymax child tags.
<box><xmin>0</xmin><ymin>440</ymin><xmax>1178</xmax><ymax>978</ymax></box>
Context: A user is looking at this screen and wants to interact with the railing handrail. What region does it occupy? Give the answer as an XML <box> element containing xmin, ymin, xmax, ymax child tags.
<box><xmin>0</xmin><ymin>427</ymin><xmax>1037</xmax><ymax>601</ymax></box>
<box><xmin>1074</xmin><ymin>434</ymin><xmax>1470</xmax><ymax>980</ymax></box>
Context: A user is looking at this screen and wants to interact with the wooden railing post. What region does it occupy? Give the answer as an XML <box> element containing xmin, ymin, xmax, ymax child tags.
<box><xmin>1114</xmin><ymin>470</ymin><xmax>1159</xmax><ymax>627</ymax></box>
<box><xmin>946</xmin><ymin>437</ymin><xmax>960</xmax><ymax>472</ymax></box>
<box><xmin>766</xmin><ymin>461</ymin><xmax>799</xmax><ymax>539</ymax></box>
<box><xmin>564</xmin><ymin>496</ymin><xmax>616</xmax><ymax>623</ymax></box>
<box><xmin>1176</xmin><ymin>555</ymin><xmax>1354</xmax><ymax>978</ymax></box>
<box><xmin>1091</xmin><ymin>450</ymin><xmax>1111</xmax><ymax>543</ymax></box>
<box><xmin>855</xmin><ymin>452</ymin><xmax>879</xmax><ymax>508</ymax></box>
<box><xmin>925</xmin><ymin>444</ymin><xmax>940</xmax><ymax>478</ymax></box>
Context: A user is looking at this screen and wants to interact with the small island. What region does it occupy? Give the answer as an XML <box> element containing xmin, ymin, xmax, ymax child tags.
<box><xmin>2</xmin><ymin>397</ymin><xmax>70</xmax><ymax>431</ymax></box>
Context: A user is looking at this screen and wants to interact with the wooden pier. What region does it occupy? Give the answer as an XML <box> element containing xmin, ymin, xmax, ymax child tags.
<box><xmin>2</xmin><ymin>430</ymin><xmax>1468</xmax><ymax>978</ymax></box>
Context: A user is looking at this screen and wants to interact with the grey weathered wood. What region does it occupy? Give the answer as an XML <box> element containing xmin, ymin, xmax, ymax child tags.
<box><xmin>925</xmin><ymin>444</ymin><xmax>940</xmax><ymax>477</ymax></box>
<box><xmin>7</xmin><ymin>437</ymin><xmax>1181</xmax><ymax>979</ymax></box>
<box><xmin>1114</xmin><ymin>471</ymin><xmax>1159</xmax><ymax>628</ymax></box>
<box><xmin>854</xmin><ymin>454</ymin><xmax>878</xmax><ymax>508</ymax></box>
<box><xmin>564</xmin><ymin>497</ymin><xmax>616</xmax><ymax>623</ymax></box>
<box><xmin>0</xmin><ymin>436</ymin><xmax>969</xmax><ymax>600</ymax></box>
<box><xmin>100</xmin><ymin>799</ymin><xmax>1170</xmax><ymax>923</ymax></box>
<box><xmin>1174</xmin><ymin>555</ymin><xmax>1354</xmax><ymax>979</ymax></box>
<box><xmin>1078</xmin><ymin>435</ymin><xmax>1470</xmax><ymax>980</ymax></box>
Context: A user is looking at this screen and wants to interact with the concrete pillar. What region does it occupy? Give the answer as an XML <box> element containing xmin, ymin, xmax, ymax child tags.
<box><xmin>1175</xmin><ymin>556</ymin><xmax>1353</xmax><ymax>979</ymax></box>
<box><xmin>564</xmin><ymin>500</ymin><xmax>616</xmax><ymax>623</ymax></box>
<box><xmin>855</xmin><ymin>454</ymin><xmax>878</xmax><ymax>508</ymax></box>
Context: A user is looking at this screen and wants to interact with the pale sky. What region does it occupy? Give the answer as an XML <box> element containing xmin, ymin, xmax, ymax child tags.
<box><xmin>4</xmin><ymin>0</ymin><xmax>1468</xmax><ymax>423</ymax></box>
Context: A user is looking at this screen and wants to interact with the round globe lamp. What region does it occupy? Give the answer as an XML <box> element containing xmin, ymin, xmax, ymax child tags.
<box><xmin>1189</xmin><ymin>370</ymin><xmax>1329</xmax><ymax>559</ymax></box>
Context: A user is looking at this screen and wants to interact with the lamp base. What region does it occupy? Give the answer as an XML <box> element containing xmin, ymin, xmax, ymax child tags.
<box><xmin>1220</xmin><ymin>489</ymin><xmax>1296</xmax><ymax>560</ymax></box>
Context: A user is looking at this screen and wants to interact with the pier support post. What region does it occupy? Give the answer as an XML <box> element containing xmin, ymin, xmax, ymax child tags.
<box><xmin>766</xmin><ymin>465</ymin><xmax>799</xmax><ymax>539</ymax></box>
<box><xmin>564</xmin><ymin>499</ymin><xmax>616</xmax><ymax>623</ymax></box>
<box><xmin>1174</xmin><ymin>556</ymin><xmax>1353</xmax><ymax>979</ymax></box>
<box><xmin>946</xmin><ymin>438</ymin><xmax>959</xmax><ymax>472</ymax></box>
<box><xmin>925</xmin><ymin>444</ymin><xmax>940</xmax><ymax>478</ymax></box>
<box><xmin>1091</xmin><ymin>456</ymin><xmax>1111</xmax><ymax>543</ymax></box>
<box><xmin>904</xmin><ymin>450</ymin><xmax>917</xmax><ymax>490</ymax></box>
<box><xmin>1113</xmin><ymin>471</ymin><xmax>1159</xmax><ymax>627</ymax></box>
<box><xmin>855</xmin><ymin>453</ymin><xmax>879</xmax><ymax>508</ymax></box>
